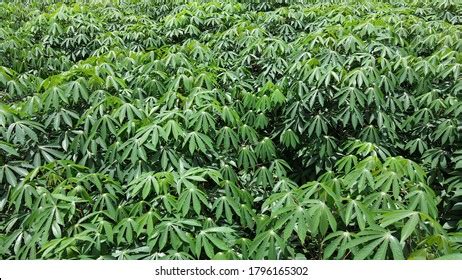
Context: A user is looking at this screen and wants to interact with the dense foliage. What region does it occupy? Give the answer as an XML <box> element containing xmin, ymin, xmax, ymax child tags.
<box><xmin>0</xmin><ymin>0</ymin><xmax>461</xmax><ymax>260</ymax></box>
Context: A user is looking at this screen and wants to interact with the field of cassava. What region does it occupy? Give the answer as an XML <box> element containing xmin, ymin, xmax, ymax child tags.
<box><xmin>0</xmin><ymin>0</ymin><xmax>461</xmax><ymax>260</ymax></box>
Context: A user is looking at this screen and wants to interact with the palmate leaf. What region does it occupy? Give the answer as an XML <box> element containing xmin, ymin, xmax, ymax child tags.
<box><xmin>118</xmin><ymin>139</ymin><xmax>147</xmax><ymax>163</ymax></box>
<box><xmin>113</xmin><ymin>102</ymin><xmax>143</xmax><ymax>123</ymax></box>
<box><xmin>280</xmin><ymin>128</ymin><xmax>299</xmax><ymax>149</ymax></box>
<box><xmin>335</xmin><ymin>154</ymin><xmax>358</xmax><ymax>174</ymax></box>
<box><xmin>88</xmin><ymin>114</ymin><xmax>119</xmax><ymax>141</ymax></box>
<box><xmin>254</xmin><ymin>166</ymin><xmax>274</xmax><ymax>190</ymax></box>
<box><xmin>262</xmin><ymin>190</ymin><xmax>297</xmax><ymax>213</ymax></box>
<box><xmin>159</xmin><ymin>147</ymin><xmax>180</xmax><ymax>170</ymax></box>
<box><xmin>114</xmin><ymin>217</ymin><xmax>138</xmax><ymax>245</ymax></box>
<box><xmin>135</xmin><ymin>123</ymin><xmax>165</xmax><ymax>149</ymax></box>
<box><xmin>272</xmin><ymin>203</ymin><xmax>310</xmax><ymax>243</ymax></box>
<box><xmin>273</xmin><ymin>177</ymin><xmax>298</xmax><ymax>192</ymax></box>
<box><xmin>343</xmin><ymin>227</ymin><xmax>404</xmax><ymax>260</ymax></box>
<box><xmin>9</xmin><ymin>183</ymin><xmax>39</xmax><ymax>212</ymax></box>
<box><xmin>374</xmin><ymin>171</ymin><xmax>404</xmax><ymax>198</ymax></box>
<box><xmin>379</xmin><ymin>210</ymin><xmax>444</xmax><ymax>244</ymax></box>
<box><xmin>255</xmin><ymin>137</ymin><xmax>276</xmax><ymax>161</ymax></box>
<box><xmin>307</xmin><ymin>114</ymin><xmax>329</xmax><ymax>137</ymax></box>
<box><xmin>35</xmin><ymin>145</ymin><xmax>65</xmax><ymax>166</ymax></box>
<box><xmin>254</xmin><ymin>113</ymin><xmax>269</xmax><ymax>129</ymax></box>
<box><xmin>188</xmin><ymin>110</ymin><xmax>216</xmax><ymax>133</ymax></box>
<box><xmin>0</xmin><ymin>162</ymin><xmax>29</xmax><ymax>186</ymax></box>
<box><xmin>433</xmin><ymin>119</ymin><xmax>458</xmax><ymax>145</ymax></box>
<box><xmin>380</xmin><ymin>210</ymin><xmax>421</xmax><ymax>243</ymax></box>
<box><xmin>44</xmin><ymin>109</ymin><xmax>79</xmax><ymax>130</ymax></box>
<box><xmin>405</xmin><ymin>138</ymin><xmax>428</xmax><ymax>154</ymax></box>
<box><xmin>150</xmin><ymin>218</ymin><xmax>199</xmax><ymax>251</ymax></box>
<box><xmin>322</xmin><ymin>231</ymin><xmax>353</xmax><ymax>260</ymax></box>
<box><xmin>6</xmin><ymin>120</ymin><xmax>44</xmax><ymax>145</ymax></box>
<box><xmin>193</xmin><ymin>227</ymin><xmax>234</xmax><ymax>258</ymax></box>
<box><xmin>163</xmin><ymin>119</ymin><xmax>184</xmax><ymax>141</ymax></box>
<box><xmin>216</xmin><ymin>126</ymin><xmax>239</xmax><ymax>150</ymax></box>
<box><xmin>127</xmin><ymin>171</ymin><xmax>174</xmax><ymax>199</ymax></box>
<box><xmin>270</xmin><ymin>159</ymin><xmax>291</xmax><ymax>179</ymax></box>
<box><xmin>40</xmin><ymin>232</ymin><xmax>96</xmax><ymax>259</ymax></box>
<box><xmin>238</xmin><ymin>146</ymin><xmax>257</xmax><ymax>170</ymax></box>
<box><xmin>94</xmin><ymin>192</ymin><xmax>119</xmax><ymax>221</ymax></box>
<box><xmin>238</xmin><ymin>124</ymin><xmax>258</xmax><ymax>143</ymax></box>
<box><xmin>300</xmin><ymin>180</ymin><xmax>340</xmax><ymax>202</ymax></box>
<box><xmin>64</xmin><ymin>79</ymin><xmax>89</xmax><ymax>102</ymax></box>
<box><xmin>212</xmin><ymin>196</ymin><xmax>240</xmax><ymax>224</ymax></box>
<box><xmin>343</xmin><ymin>162</ymin><xmax>376</xmax><ymax>193</ymax></box>
<box><xmin>153</xmin><ymin>193</ymin><xmax>177</xmax><ymax>213</ymax></box>
<box><xmin>382</xmin><ymin>156</ymin><xmax>426</xmax><ymax>183</ymax></box>
<box><xmin>405</xmin><ymin>185</ymin><xmax>438</xmax><ymax>218</ymax></box>
<box><xmin>305</xmin><ymin>199</ymin><xmax>337</xmax><ymax>237</ymax></box>
<box><xmin>177</xmin><ymin>185</ymin><xmax>210</xmax><ymax>216</ymax></box>
<box><xmin>183</xmin><ymin>131</ymin><xmax>214</xmax><ymax>155</ymax></box>
<box><xmin>172</xmin><ymin>163</ymin><xmax>209</xmax><ymax>194</ymax></box>
<box><xmin>363</xmin><ymin>191</ymin><xmax>401</xmax><ymax>211</ymax></box>
<box><xmin>249</xmin><ymin>229</ymin><xmax>286</xmax><ymax>260</ymax></box>
<box><xmin>341</xmin><ymin>198</ymin><xmax>374</xmax><ymax>230</ymax></box>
